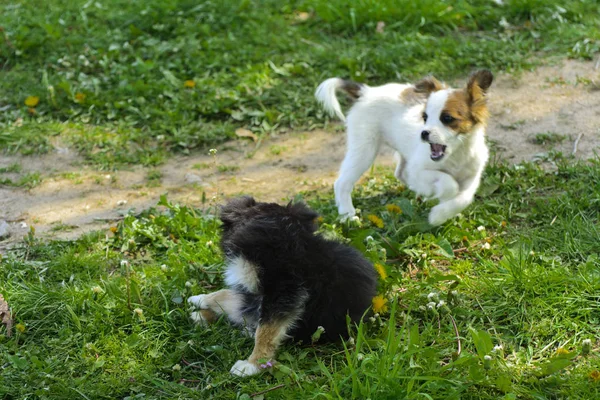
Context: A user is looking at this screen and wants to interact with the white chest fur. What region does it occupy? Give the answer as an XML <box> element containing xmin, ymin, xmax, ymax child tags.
<box><xmin>224</xmin><ymin>256</ymin><xmax>260</xmax><ymax>293</ymax></box>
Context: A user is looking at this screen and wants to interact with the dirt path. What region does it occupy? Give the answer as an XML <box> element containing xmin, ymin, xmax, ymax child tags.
<box><xmin>1</xmin><ymin>59</ymin><xmax>599</xmax><ymax>251</ymax></box>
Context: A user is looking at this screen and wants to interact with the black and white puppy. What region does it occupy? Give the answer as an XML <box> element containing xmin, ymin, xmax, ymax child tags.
<box><xmin>188</xmin><ymin>196</ymin><xmax>377</xmax><ymax>377</ymax></box>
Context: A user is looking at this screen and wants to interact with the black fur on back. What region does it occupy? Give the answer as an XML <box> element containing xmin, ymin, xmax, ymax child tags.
<box><xmin>219</xmin><ymin>196</ymin><xmax>377</xmax><ymax>342</ymax></box>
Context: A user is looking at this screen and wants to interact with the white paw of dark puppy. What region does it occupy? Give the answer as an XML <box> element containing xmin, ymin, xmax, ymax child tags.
<box><xmin>230</xmin><ymin>360</ymin><xmax>261</xmax><ymax>377</ymax></box>
<box><xmin>188</xmin><ymin>294</ymin><xmax>208</xmax><ymax>309</ymax></box>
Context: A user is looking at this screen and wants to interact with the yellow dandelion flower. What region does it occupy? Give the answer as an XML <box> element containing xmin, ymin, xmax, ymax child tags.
<box><xmin>372</xmin><ymin>295</ymin><xmax>388</xmax><ymax>314</ymax></box>
<box><xmin>316</xmin><ymin>216</ymin><xmax>324</xmax><ymax>223</ymax></box>
<box><xmin>589</xmin><ymin>370</ymin><xmax>600</xmax><ymax>382</ymax></box>
<box><xmin>109</xmin><ymin>226</ymin><xmax>118</xmax><ymax>233</ymax></box>
<box><xmin>501</xmin><ymin>221</ymin><xmax>507</xmax><ymax>227</ymax></box>
<box><xmin>385</xmin><ymin>204</ymin><xmax>402</xmax><ymax>214</ymax></box>
<box><xmin>374</xmin><ymin>263</ymin><xmax>387</xmax><ymax>280</ymax></box>
<box><xmin>184</xmin><ymin>80</ymin><xmax>196</xmax><ymax>88</ymax></box>
<box><xmin>75</xmin><ymin>92</ymin><xmax>86</xmax><ymax>102</ymax></box>
<box><xmin>15</xmin><ymin>323</ymin><xmax>26</xmax><ymax>333</ymax></box>
<box><xmin>556</xmin><ymin>347</ymin><xmax>569</xmax><ymax>356</ymax></box>
<box><xmin>24</xmin><ymin>96</ymin><xmax>39</xmax><ymax>107</ymax></box>
<box><xmin>367</xmin><ymin>214</ymin><xmax>384</xmax><ymax>229</ymax></box>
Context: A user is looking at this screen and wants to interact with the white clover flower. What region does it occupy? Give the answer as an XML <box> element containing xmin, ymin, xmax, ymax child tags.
<box><xmin>426</xmin><ymin>302</ymin><xmax>436</xmax><ymax>310</ymax></box>
<box><xmin>436</xmin><ymin>300</ymin><xmax>446</xmax><ymax>308</ymax></box>
<box><xmin>427</xmin><ymin>292</ymin><xmax>438</xmax><ymax>300</ymax></box>
<box><xmin>134</xmin><ymin>308</ymin><xmax>143</xmax><ymax>316</ymax></box>
<box><xmin>357</xmin><ymin>353</ymin><xmax>364</xmax><ymax>361</ymax></box>
<box><xmin>317</xmin><ymin>326</ymin><xmax>325</xmax><ymax>333</ymax></box>
<box><xmin>347</xmin><ymin>337</ymin><xmax>355</xmax><ymax>346</ymax></box>
<box><xmin>482</xmin><ymin>242</ymin><xmax>491</xmax><ymax>250</ymax></box>
<box><xmin>484</xmin><ymin>355</ymin><xmax>492</xmax><ymax>361</ymax></box>
<box><xmin>185</xmin><ymin>281</ymin><xmax>193</xmax><ymax>288</ymax></box>
<box><xmin>350</xmin><ymin>216</ymin><xmax>360</xmax><ymax>222</ymax></box>
<box><xmin>120</xmin><ymin>260</ymin><xmax>129</xmax><ymax>267</ymax></box>
<box><xmin>91</xmin><ymin>286</ymin><xmax>103</xmax><ymax>294</ymax></box>
<box><xmin>529</xmin><ymin>250</ymin><xmax>535</xmax><ymax>256</ymax></box>
<box><xmin>365</xmin><ymin>236</ymin><xmax>374</xmax><ymax>242</ymax></box>
<box><xmin>208</xmin><ymin>148</ymin><xmax>218</xmax><ymax>156</ymax></box>
<box><xmin>492</xmin><ymin>345</ymin><xmax>504</xmax><ymax>353</ymax></box>
<box><xmin>172</xmin><ymin>364</ymin><xmax>181</xmax><ymax>371</ymax></box>
<box><xmin>421</xmin><ymin>253</ymin><xmax>427</xmax><ymax>259</ymax></box>
<box><xmin>187</xmin><ymin>340</ymin><xmax>195</xmax><ymax>346</ymax></box>
<box><xmin>160</xmin><ymin>264</ymin><xmax>168</xmax><ymax>272</ymax></box>
<box><xmin>206</xmin><ymin>240</ymin><xmax>214</xmax><ymax>247</ymax></box>
<box><xmin>373</xmin><ymin>313</ymin><xmax>380</xmax><ymax>318</ymax></box>
<box><xmin>477</xmin><ymin>225</ymin><xmax>485</xmax><ymax>232</ymax></box>
<box><xmin>369</xmin><ymin>317</ymin><xmax>376</xmax><ymax>323</ymax></box>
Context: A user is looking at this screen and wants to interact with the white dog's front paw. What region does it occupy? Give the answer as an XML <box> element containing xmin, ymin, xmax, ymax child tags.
<box><xmin>230</xmin><ymin>360</ymin><xmax>261</xmax><ymax>377</ymax></box>
<box><xmin>337</xmin><ymin>206</ymin><xmax>356</xmax><ymax>220</ymax></box>
<box><xmin>428</xmin><ymin>205</ymin><xmax>455</xmax><ymax>226</ymax></box>
<box><xmin>188</xmin><ymin>294</ymin><xmax>208</xmax><ymax>309</ymax></box>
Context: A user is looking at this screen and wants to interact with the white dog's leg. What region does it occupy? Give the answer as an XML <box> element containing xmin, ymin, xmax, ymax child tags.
<box><xmin>393</xmin><ymin>152</ymin><xmax>406</xmax><ymax>182</ymax></box>
<box><xmin>408</xmin><ymin>170</ymin><xmax>459</xmax><ymax>201</ymax></box>
<box><xmin>335</xmin><ymin>135</ymin><xmax>380</xmax><ymax>217</ymax></box>
<box><xmin>428</xmin><ymin>169</ymin><xmax>483</xmax><ymax>226</ymax></box>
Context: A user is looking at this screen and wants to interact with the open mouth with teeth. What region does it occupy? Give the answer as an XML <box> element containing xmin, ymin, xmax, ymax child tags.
<box><xmin>429</xmin><ymin>143</ymin><xmax>446</xmax><ymax>161</ymax></box>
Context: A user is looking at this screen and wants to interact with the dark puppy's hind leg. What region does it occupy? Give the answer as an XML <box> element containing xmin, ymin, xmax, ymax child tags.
<box><xmin>230</xmin><ymin>289</ymin><xmax>306</xmax><ymax>377</ymax></box>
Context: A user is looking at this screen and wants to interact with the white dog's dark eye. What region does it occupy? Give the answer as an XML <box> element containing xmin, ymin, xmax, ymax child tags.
<box><xmin>440</xmin><ymin>114</ymin><xmax>455</xmax><ymax>124</ymax></box>
<box><xmin>422</xmin><ymin>112</ymin><xmax>428</xmax><ymax>122</ymax></box>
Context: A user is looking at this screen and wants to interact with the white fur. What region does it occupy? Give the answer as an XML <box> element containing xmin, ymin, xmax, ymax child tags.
<box><xmin>230</xmin><ymin>359</ymin><xmax>261</xmax><ymax>377</ymax></box>
<box><xmin>188</xmin><ymin>290</ymin><xmax>246</xmax><ymax>325</ymax></box>
<box><xmin>224</xmin><ymin>256</ymin><xmax>260</xmax><ymax>293</ymax></box>
<box><xmin>315</xmin><ymin>79</ymin><xmax>489</xmax><ymax>225</ymax></box>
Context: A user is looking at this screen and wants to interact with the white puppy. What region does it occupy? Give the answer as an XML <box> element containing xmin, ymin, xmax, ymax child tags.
<box><xmin>315</xmin><ymin>70</ymin><xmax>493</xmax><ymax>226</ymax></box>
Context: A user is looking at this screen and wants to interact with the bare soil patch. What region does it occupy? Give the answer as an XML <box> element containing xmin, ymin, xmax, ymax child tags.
<box><xmin>1</xmin><ymin>59</ymin><xmax>599</xmax><ymax>250</ymax></box>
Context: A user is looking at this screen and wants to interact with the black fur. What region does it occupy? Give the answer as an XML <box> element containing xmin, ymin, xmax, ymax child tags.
<box><xmin>220</xmin><ymin>196</ymin><xmax>377</xmax><ymax>342</ymax></box>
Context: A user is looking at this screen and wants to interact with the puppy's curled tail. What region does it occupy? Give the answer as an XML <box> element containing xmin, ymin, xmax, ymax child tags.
<box><xmin>315</xmin><ymin>78</ymin><xmax>364</xmax><ymax>122</ymax></box>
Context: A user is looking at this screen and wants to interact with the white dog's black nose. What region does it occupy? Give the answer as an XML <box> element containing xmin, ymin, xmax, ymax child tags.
<box><xmin>421</xmin><ymin>130</ymin><xmax>430</xmax><ymax>141</ymax></box>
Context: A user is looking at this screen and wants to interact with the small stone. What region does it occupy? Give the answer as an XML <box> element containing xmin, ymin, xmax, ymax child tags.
<box><xmin>0</xmin><ymin>220</ymin><xmax>10</xmax><ymax>239</ymax></box>
<box><xmin>117</xmin><ymin>200</ymin><xmax>127</xmax><ymax>206</ymax></box>
<box><xmin>184</xmin><ymin>173</ymin><xmax>203</xmax><ymax>184</ymax></box>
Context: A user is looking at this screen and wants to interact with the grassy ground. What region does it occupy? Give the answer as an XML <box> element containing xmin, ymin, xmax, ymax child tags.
<box><xmin>1</xmin><ymin>0</ymin><xmax>599</xmax><ymax>168</ymax></box>
<box><xmin>2</xmin><ymin>1</ymin><xmax>600</xmax><ymax>399</ymax></box>
<box><xmin>1</xmin><ymin>155</ymin><xmax>600</xmax><ymax>399</ymax></box>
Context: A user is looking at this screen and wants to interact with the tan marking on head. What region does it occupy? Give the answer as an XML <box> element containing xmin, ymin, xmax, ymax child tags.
<box><xmin>441</xmin><ymin>70</ymin><xmax>494</xmax><ymax>133</ymax></box>
<box><xmin>442</xmin><ymin>90</ymin><xmax>476</xmax><ymax>133</ymax></box>
<box><xmin>247</xmin><ymin>320</ymin><xmax>291</xmax><ymax>364</ymax></box>
<box><xmin>400</xmin><ymin>76</ymin><xmax>446</xmax><ymax>105</ymax></box>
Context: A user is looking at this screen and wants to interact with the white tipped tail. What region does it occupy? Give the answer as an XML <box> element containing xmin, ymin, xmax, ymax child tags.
<box><xmin>315</xmin><ymin>78</ymin><xmax>348</xmax><ymax>122</ymax></box>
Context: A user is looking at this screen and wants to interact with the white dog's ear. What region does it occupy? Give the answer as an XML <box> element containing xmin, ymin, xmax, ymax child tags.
<box><xmin>466</xmin><ymin>70</ymin><xmax>493</xmax><ymax>124</ymax></box>
<box><xmin>467</xmin><ymin>70</ymin><xmax>493</xmax><ymax>99</ymax></box>
<box><xmin>413</xmin><ymin>76</ymin><xmax>445</xmax><ymax>95</ymax></box>
<box><xmin>401</xmin><ymin>76</ymin><xmax>445</xmax><ymax>104</ymax></box>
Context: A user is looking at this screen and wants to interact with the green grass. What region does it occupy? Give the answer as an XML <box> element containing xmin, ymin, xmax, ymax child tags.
<box><xmin>1</xmin><ymin>0</ymin><xmax>599</xmax><ymax>168</ymax></box>
<box><xmin>1</xmin><ymin>158</ymin><xmax>600</xmax><ymax>399</ymax></box>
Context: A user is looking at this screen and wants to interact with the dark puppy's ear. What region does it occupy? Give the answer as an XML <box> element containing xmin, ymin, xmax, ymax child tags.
<box><xmin>220</xmin><ymin>196</ymin><xmax>256</xmax><ymax>225</ymax></box>
<box><xmin>413</xmin><ymin>76</ymin><xmax>445</xmax><ymax>95</ymax></box>
<box><xmin>287</xmin><ymin>202</ymin><xmax>319</xmax><ymax>229</ymax></box>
